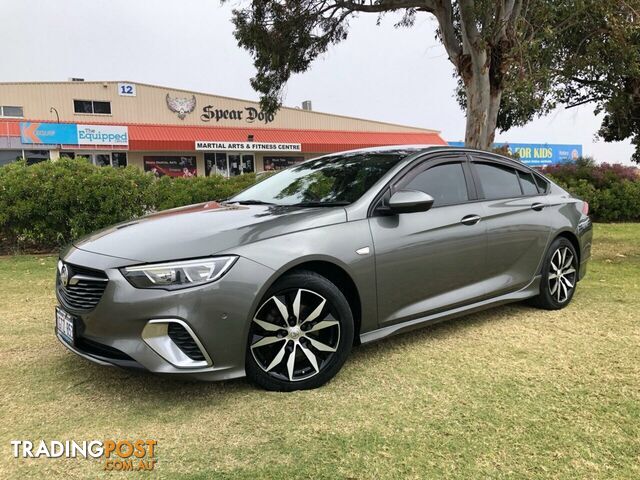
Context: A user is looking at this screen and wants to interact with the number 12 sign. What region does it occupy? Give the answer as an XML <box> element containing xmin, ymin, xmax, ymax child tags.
<box><xmin>118</xmin><ymin>83</ymin><xmax>136</xmax><ymax>97</ymax></box>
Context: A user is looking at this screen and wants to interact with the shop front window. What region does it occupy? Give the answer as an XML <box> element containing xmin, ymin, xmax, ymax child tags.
<box><xmin>111</xmin><ymin>152</ymin><xmax>127</xmax><ymax>167</ymax></box>
<box><xmin>263</xmin><ymin>155</ymin><xmax>304</xmax><ymax>171</ymax></box>
<box><xmin>205</xmin><ymin>153</ymin><xmax>229</xmax><ymax>176</ymax></box>
<box><xmin>94</xmin><ymin>154</ymin><xmax>111</xmax><ymax>167</ymax></box>
<box><xmin>143</xmin><ymin>156</ymin><xmax>197</xmax><ymax>177</ymax></box>
<box><xmin>214</xmin><ymin>153</ymin><xmax>227</xmax><ymax>176</ymax></box>
<box><xmin>228</xmin><ymin>154</ymin><xmax>241</xmax><ymax>176</ymax></box>
<box><xmin>242</xmin><ymin>154</ymin><xmax>255</xmax><ymax>174</ymax></box>
<box><xmin>0</xmin><ymin>150</ymin><xmax>23</xmax><ymax>166</ymax></box>
<box><xmin>24</xmin><ymin>150</ymin><xmax>50</xmax><ymax>165</ymax></box>
<box><xmin>205</xmin><ymin>152</ymin><xmax>255</xmax><ymax>177</ymax></box>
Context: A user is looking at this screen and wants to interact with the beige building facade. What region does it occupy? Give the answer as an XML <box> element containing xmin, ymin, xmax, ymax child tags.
<box><xmin>0</xmin><ymin>80</ymin><xmax>446</xmax><ymax>176</ymax></box>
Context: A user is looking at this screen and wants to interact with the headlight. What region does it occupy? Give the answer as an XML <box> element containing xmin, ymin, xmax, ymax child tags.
<box><xmin>121</xmin><ymin>256</ymin><xmax>238</xmax><ymax>290</ymax></box>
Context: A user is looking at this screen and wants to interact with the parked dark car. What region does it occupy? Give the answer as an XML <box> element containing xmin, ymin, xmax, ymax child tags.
<box><xmin>55</xmin><ymin>146</ymin><xmax>592</xmax><ymax>390</ymax></box>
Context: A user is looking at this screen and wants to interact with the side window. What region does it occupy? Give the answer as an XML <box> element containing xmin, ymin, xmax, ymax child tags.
<box><xmin>474</xmin><ymin>162</ymin><xmax>522</xmax><ymax>200</ymax></box>
<box><xmin>404</xmin><ymin>162</ymin><xmax>468</xmax><ymax>207</ymax></box>
<box><xmin>534</xmin><ymin>174</ymin><xmax>550</xmax><ymax>193</ymax></box>
<box><xmin>518</xmin><ymin>171</ymin><xmax>539</xmax><ymax>195</ymax></box>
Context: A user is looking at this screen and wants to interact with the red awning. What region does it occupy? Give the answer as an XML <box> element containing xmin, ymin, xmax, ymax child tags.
<box><xmin>128</xmin><ymin>124</ymin><xmax>446</xmax><ymax>153</ymax></box>
<box><xmin>1</xmin><ymin>120</ymin><xmax>447</xmax><ymax>153</ymax></box>
<box><xmin>0</xmin><ymin>120</ymin><xmax>21</xmax><ymax>137</ymax></box>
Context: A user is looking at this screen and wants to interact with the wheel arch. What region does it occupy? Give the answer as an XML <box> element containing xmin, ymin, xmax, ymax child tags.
<box><xmin>550</xmin><ymin>230</ymin><xmax>581</xmax><ymax>277</ymax></box>
<box><xmin>260</xmin><ymin>258</ymin><xmax>363</xmax><ymax>346</ymax></box>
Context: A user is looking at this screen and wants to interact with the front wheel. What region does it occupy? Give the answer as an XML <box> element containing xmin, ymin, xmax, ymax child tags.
<box><xmin>530</xmin><ymin>237</ymin><xmax>579</xmax><ymax>310</ymax></box>
<box><xmin>246</xmin><ymin>271</ymin><xmax>354</xmax><ymax>391</ymax></box>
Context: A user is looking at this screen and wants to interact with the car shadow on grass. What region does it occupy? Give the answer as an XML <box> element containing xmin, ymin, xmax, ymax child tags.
<box><xmin>53</xmin><ymin>301</ymin><xmax>537</xmax><ymax>405</ymax></box>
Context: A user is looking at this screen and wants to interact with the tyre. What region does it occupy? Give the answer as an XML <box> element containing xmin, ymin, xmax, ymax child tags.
<box><xmin>530</xmin><ymin>237</ymin><xmax>579</xmax><ymax>310</ymax></box>
<box><xmin>245</xmin><ymin>270</ymin><xmax>354</xmax><ymax>391</ymax></box>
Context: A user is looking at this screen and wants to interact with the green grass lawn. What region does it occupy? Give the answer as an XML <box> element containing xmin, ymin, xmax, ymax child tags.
<box><xmin>1</xmin><ymin>224</ymin><xmax>639</xmax><ymax>479</ymax></box>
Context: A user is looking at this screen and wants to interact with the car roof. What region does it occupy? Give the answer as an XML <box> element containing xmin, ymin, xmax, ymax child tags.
<box><xmin>325</xmin><ymin>145</ymin><xmax>537</xmax><ymax>172</ymax></box>
<box><xmin>334</xmin><ymin>144</ymin><xmax>444</xmax><ymax>155</ymax></box>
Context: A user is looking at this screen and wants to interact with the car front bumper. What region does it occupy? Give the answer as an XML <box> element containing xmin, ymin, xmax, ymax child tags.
<box><xmin>56</xmin><ymin>246</ymin><xmax>275</xmax><ymax>381</ymax></box>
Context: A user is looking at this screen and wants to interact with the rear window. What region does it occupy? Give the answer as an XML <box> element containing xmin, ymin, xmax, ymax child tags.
<box><xmin>534</xmin><ymin>174</ymin><xmax>550</xmax><ymax>193</ymax></box>
<box><xmin>518</xmin><ymin>171</ymin><xmax>539</xmax><ymax>195</ymax></box>
<box><xmin>474</xmin><ymin>162</ymin><xmax>522</xmax><ymax>200</ymax></box>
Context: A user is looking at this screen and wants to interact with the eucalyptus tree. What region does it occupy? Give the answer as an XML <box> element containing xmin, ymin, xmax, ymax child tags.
<box><xmin>229</xmin><ymin>0</ymin><xmax>639</xmax><ymax>156</ymax></box>
<box><xmin>230</xmin><ymin>0</ymin><xmax>530</xmax><ymax>149</ymax></box>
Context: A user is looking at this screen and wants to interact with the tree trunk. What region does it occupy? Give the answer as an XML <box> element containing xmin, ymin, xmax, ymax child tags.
<box><xmin>463</xmin><ymin>53</ymin><xmax>493</xmax><ymax>150</ymax></box>
<box><xmin>486</xmin><ymin>88</ymin><xmax>502</xmax><ymax>147</ymax></box>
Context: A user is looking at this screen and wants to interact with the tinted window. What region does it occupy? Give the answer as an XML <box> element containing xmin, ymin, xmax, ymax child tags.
<box><xmin>74</xmin><ymin>100</ymin><xmax>93</xmax><ymax>113</ymax></box>
<box><xmin>475</xmin><ymin>162</ymin><xmax>522</xmax><ymax>199</ymax></box>
<box><xmin>518</xmin><ymin>171</ymin><xmax>539</xmax><ymax>195</ymax></box>
<box><xmin>1</xmin><ymin>106</ymin><xmax>23</xmax><ymax>117</ymax></box>
<box><xmin>404</xmin><ymin>162</ymin><xmax>468</xmax><ymax>206</ymax></box>
<box><xmin>93</xmin><ymin>101</ymin><xmax>111</xmax><ymax>114</ymax></box>
<box><xmin>230</xmin><ymin>152</ymin><xmax>409</xmax><ymax>206</ymax></box>
<box><xmin>74</xmin><ymin>100</ymin><xmax>111</xmax><ymax>114</ymax></box>
<box><xmin>534</xmin><ymin>174</ymin><xmax>549</xmax><ymax>193</ymax></box>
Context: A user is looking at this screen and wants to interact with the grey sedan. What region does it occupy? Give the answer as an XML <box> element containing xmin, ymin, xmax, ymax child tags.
<box><xmin>55</xmin><ymin>146</ymin><xmax>592</xmax><ymax>391</ymax></box>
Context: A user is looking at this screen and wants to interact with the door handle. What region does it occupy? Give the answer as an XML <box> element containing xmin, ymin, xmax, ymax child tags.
<box><xmin>460</xmin><ymin>214</ymin><xmax>481</xmax><ymax>226</ymax></box>
<box><xmin>531</xmin><ymin>202</ymin><xmax>545</xmax><ymax>211</ymax></box>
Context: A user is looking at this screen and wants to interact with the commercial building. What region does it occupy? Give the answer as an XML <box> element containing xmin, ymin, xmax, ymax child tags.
<box><xmin>0</xmin><ymin>80</ymin><xmax>446</xmax><ymax>176</ymax></box>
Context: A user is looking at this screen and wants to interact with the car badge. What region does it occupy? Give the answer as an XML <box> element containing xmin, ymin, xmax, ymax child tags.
<box><xmin>60</xmin><ymin>264</ymin><xmax>70</xmax><ymax>288</ymax></box>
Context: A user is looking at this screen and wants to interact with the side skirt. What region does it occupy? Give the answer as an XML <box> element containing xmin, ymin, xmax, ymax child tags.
<box><xmin>359</xmin><ymin>276</ymin><xmax>541</xmax><ymax>345</ymax></box>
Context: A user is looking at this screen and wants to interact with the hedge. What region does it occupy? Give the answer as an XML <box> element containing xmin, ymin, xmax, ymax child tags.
<box><xmin>0</xmin><ymin>159</ymin><xmax>260</xmax><ymax>252</ymax></box>
<box><xmin>544</xmin><ymin>159</ymin><xmax>640</xmax><ymax>222</ymax></box>
<box><xmin>1</xmin><ymin>157</ymin><xmax>639</xmax><ymax>253</ymax></box>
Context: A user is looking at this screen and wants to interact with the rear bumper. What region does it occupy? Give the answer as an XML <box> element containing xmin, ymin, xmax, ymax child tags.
<box><xmin>56</xmin><ymin>246</ymin><xmax>275</xmax><ymax>381</ymax></box>
<box><xmin>577</xmin><ymin>216</ymin><xmax>593</xmax><ymax>281</ymax></box>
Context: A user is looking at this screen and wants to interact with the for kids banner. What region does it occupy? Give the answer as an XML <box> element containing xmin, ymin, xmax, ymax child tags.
<box><xmin>447</xmin><ymin>141</ymin><xmax>582</xmax><ymax>167</ymax></box>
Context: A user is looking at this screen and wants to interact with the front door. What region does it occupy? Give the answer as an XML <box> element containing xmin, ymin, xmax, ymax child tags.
<box><xmin>227</xmin><ymin>153</ymin><xmax>255</xmax><ymax>176</ymax></box>
<box><xmin>241</xmin><ymin>154</ymin><xmax>255</xmax><ymax>174</ymax></box>
<box><xmin>228</xmin><ymin>154</ymin><xmax>242</xmax><ymax>176</ymax></box>
<box><xmin>369</xmin><ymin>157</ymin><xmax>488</xmax><ymax>326</ymax></box>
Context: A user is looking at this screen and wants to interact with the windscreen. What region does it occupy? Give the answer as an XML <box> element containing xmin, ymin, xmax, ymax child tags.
<box><xmin>229</xmin><ymin>152</ymin><xmax>410</xmax><ymax>206</ymax></box>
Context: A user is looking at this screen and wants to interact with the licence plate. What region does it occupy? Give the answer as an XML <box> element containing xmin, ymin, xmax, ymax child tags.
<box><xmin>56</xmin><ymin>307</ymin><xmax>74</xmax><ymax>343</ymax></box>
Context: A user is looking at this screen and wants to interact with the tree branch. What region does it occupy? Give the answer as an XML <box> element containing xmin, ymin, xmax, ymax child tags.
<box><xmin>335</xmin><ymin>0</ymin><xmax>434</xmax><ymax>13</ymax></box>
<box><xmin>433</xmin><ymin>0</ymin><xmax>462</xmax><ymax>61</ymax></box>
<box><xmin>458</xmin><ymin>0</ymin><xmax>481</xmax><ymax>52</ymax></box>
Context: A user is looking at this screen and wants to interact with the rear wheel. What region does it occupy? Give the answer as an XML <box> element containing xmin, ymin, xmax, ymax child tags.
<box><xmin>246</xmin><ymin>271</ymin><xmax>354</xmax><ymax>391</ymax></box>
<box><xmin>531</xmin><ymin>237</ymin><xmax>578</xmax><ymax>310</ymax></box>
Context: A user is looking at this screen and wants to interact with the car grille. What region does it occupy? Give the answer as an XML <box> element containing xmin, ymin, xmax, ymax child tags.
<box><xmin>56</xmin><ymin>262</ymin><xmax>108</xmax><ymax>312</ymax></box>
<box><xmin>168</xmin><ymin>323</ymin><xmax>206</xmax><ymax>362</ymax></box>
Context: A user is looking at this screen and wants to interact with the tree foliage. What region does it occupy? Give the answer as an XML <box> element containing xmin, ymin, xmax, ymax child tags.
<box><xmin>496</xmin><ymin>1</ymin><xmax>640</xmax><ymax>161</ymax></box>
<box><xmin>230</xmin><ymin>0</ymin><xmax>530</xmax><ymax>149</ymax></box>
<box><xmin>229</xmin><ymin>0</ymin><xmax>640</xmax><ymax>159</ymax></box>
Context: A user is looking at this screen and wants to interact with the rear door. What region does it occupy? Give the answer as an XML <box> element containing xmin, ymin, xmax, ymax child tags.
<box><xmin>469</xmin><ymin>156</ymin><xmax>552</xmax><ymax>295</ymax></box>
<box><xmin>369</xmin><ymin>155</ymin><xmax>488</xmax><ymax>326</ymax></box>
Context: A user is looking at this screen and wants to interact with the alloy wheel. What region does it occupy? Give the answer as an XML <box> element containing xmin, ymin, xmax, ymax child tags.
<box><xmin>548</xmin><ymin>246</ymin><xmax>577</xmax><ymax>303</ymax></box>
<box><xmin>249</xmin><ymin>288</ymin><xmax>341</xmax><ymax>382</ymax></box>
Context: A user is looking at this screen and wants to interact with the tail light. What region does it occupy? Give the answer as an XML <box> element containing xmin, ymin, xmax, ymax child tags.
<box><xmin>582</xmin><ymin>201</ymin><xmax>589</xmax><ymax>216</ymax></box>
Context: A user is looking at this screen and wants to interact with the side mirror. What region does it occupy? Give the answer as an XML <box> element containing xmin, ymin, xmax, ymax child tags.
<box><xmin>388</xmin><ymin>190</ymin><xmax>434</xmax><ymax>214</ymax></box>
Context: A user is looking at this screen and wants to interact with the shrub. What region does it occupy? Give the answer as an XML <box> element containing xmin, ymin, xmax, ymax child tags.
<box><xmin>0</xmin><ymin>159</ymin><xmax>266</xmax><ymax>253</ymax></box>
<box><xmin>153</xmin><ymin>173</ymin><xmax>260</xmax><ymax>211</ymax></box>
<box><xmin>545</xmin><ymin>158</ymin><xmax>640</xmax><ymax>222</ymax></box>
<box><xmin>0</xmin><ymin>158</ymin><xmax>155</xmax><ymax>251</ymax></box>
